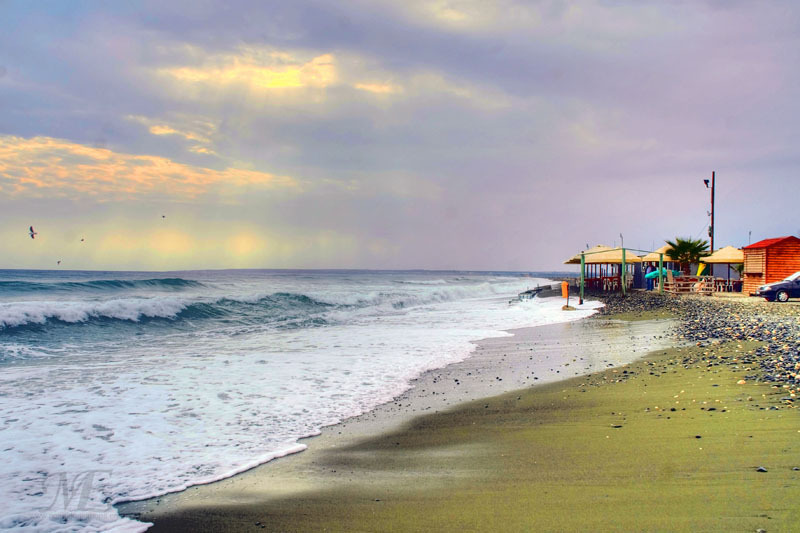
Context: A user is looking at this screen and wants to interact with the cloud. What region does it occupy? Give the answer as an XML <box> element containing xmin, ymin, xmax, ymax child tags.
<box><xmin>2</xmin><ymin>1</ymin><xmax>800</xmax><ymax>270</ymax></box>
<box><xmin>375</xmin><ymin>0</ymin><xmax>543</xmax><ymax>33</ymax></box>
<box><xmin>354</xmin><ymin>82</ymin><xmax>401</xmax><ymax>94</ymax></box>
<box><xmin>127</xmin><ymin>114</ymin><xmax>214</xmax><ymax>142</ymax></box>
<box><xmin>0</xmin><ymin>135</ymin><xmax>300</xmax><ymax>201</ymax></box>
<box><xmin>159</xmin><ymin>48</ymin><xmax>337</xmax><ymax>92</ymax></box>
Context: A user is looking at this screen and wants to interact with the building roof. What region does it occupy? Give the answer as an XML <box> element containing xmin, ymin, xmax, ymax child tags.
<box><xmin>743</xmin><ymin>236</ymin><xmax>800</xmax><ymax>250</ymax></box>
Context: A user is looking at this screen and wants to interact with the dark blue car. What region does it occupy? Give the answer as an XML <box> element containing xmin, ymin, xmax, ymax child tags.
<box><xmin>755</xmin><ymin>271</ymin><xmax>800</xmax><ymax>302</ymax></box>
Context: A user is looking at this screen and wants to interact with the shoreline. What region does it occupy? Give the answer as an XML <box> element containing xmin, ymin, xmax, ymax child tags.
<box><xmin>118</xmin><ymin>304</ymin><xmax>675</xmax><ymax>527</ymax></box>
<box><xmin>120</xmin><ymin>293</ymin><xmax>800</xmax><ymax>532</ymax></box>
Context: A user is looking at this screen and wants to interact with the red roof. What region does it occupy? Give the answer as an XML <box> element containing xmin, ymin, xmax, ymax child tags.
<box><xmin>743</xmin><ymin>236</ymin><xmax>800</xmax><ymax>249</ymax></box>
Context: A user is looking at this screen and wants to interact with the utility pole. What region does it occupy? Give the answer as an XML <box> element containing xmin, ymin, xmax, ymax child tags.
<box><xmin>703</xmin><ymin>172</ymin><xmax>715</xmax><ymax>251</ymax></box>
<box><xmin>710</xmin><ymin>171</ymin><xmax>715</xmax><ymax>252</ymax></box>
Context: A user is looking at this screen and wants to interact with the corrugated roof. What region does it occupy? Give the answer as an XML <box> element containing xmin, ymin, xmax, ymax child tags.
<box><xmin>743</xmin><ymin>236</ymin><xmax>800</xmax><ymax>249</ymax></box>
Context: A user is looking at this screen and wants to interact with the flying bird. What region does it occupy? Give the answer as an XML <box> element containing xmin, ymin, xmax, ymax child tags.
<box><xmin>57</xmin><ymin>260</ymin><xmax>61</xmax><ymax>265</ymax></box>
<box><xmin>161</xmin><ymin>215</ymin><xmax>166</xmax><ymax>219</ymax></box>
<box><xmin>80</xmin><ymin>237</ymin><xmax>85</xmax><ymax>242</ymax></box>
<box><xmin>29</xmin><ymin>226</ymin><xmax>38</xmax><ymax>239</ymax></box>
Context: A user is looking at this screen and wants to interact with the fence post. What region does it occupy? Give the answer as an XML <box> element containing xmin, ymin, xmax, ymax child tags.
<box><xmin>621</xmin><ymin>248</ymin><xmax>627</xmax><ymax>296</ymax></box>
<box><xmin>658</xmin><ymin>253</ymin><xmax>664</xmax><ymax>294</ymax></box>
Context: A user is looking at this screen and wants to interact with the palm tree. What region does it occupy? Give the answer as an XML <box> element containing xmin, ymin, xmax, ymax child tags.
<box><xmin>665</xmin><ymin>237</ymin><xmax>710</xmax><ymax>274</ymax></box>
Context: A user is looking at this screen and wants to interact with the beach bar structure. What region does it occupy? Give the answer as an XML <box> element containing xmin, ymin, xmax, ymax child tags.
<box><xmin>700</xmin><ymin>245</ymin><xmax>744</xmax><ymax>292</ymax></box>
<box><xmin>564</xmin><ymin>246</ymin><xmax>643</xmax><ymax>298</ymax></box>
<box><xmin>742</xmin><ymin>236</ymin><xmax>800</xmax><ymax>295</ymax></box>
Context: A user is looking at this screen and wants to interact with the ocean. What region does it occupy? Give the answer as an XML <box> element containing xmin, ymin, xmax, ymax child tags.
<box><xmin>0</xmin><ymin>269</ymin><xmax>600</xmax><ymax>532</ymax></box>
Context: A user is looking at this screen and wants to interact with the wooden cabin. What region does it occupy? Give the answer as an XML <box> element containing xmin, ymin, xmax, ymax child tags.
<box><xmin>742</xmin><ymin>236</ymin><xmax>800</xmax><ymax>295</ymax></box>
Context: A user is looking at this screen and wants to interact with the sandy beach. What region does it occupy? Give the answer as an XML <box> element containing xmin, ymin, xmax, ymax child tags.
<box><xmin>119</xmin><ymin>294</ymin><xmax>800</xmax><ymax>532</ymax></box>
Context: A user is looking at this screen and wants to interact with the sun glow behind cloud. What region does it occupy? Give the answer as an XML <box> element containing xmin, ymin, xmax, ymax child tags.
<box><xmin>1</xmin><ymin>219</ymin><xmax>367</xmax><ymax>270</ymax></box>
<box><xmin>161</xmin><ymin>51</ymin><xmax>337</xmax><ymax>90</ymax></box>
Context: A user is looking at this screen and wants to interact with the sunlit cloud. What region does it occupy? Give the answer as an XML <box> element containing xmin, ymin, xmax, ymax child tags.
<box><xmin>0</xmin><ymin>135</ymin><xmax>299</xmax><ymax>201</ymax></box>
<box><xmin>126</xmin><ymin>114</ymin><xmax>216</xmax><ymax>154</ymax></box>
<box><xmin>354</xmin><ymin>82</ymin><xmax>402</xmax><ymax>94</ymax></box>
<box><xmin>188</xmin><ymin>146</ymin><xmax>216</xmax><ymax>155</ymax></box>
<box><xmin>149</xmin><ymin>124</ymin><xmax>179</xmax><ymax>136</ymax></box>
<box><xmin>149</xmin><ymin>43</ymin><xmax>509</xmax><ymax>113</ymax></box>
<box><xmin>160</xmin><ymin>50</ymin><xmax>337</xmax><ymax>91</ymax></box>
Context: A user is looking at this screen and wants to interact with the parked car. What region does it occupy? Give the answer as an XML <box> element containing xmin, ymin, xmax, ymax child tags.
<box><xmin>755</xmin><ymin>271</ymin><xmax>800</xmax><ymax>302</ymax></box>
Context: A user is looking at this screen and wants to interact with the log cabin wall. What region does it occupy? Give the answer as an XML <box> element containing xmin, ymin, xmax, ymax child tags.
<box><xmin>766</xmin><ymin>240</ymin><xmax>800</xmax><ymax>282</ymax></box>
<box><xmin>743</xmin><ymin>249</ymin><xmax>766</xmax><ymax>295</ymax></box>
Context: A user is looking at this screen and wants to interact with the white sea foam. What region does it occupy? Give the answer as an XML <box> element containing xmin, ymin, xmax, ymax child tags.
<box><xmin>0</xmin><ymin>271</ymin><xmax>598</xmax><ymax>532</ymax></box>
<box><xmin>0</xmin><ymin>277</ymin><xmax>543</xmax><ymax>330</ymax></box>
<box><xmin>0</xmin><ymin>298</ymin><xmax>190</xmax><ymax>328</ymax></box>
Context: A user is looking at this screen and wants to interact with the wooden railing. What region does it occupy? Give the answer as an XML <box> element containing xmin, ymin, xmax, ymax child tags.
<box><xmin>583</xmin><ymin>276</ymin><xmax>634</xmax><ymax>292</ymax></box>
<box><xmin>655</xmin><ymin>276</ymin><xmax>740</xmax><ymax>295</ymax></box>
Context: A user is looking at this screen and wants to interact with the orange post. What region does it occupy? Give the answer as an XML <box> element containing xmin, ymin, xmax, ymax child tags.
<box><xmin>561</xmin><ymin>281</ymin><xmax>568</xmax><ymax>299</ymax></box>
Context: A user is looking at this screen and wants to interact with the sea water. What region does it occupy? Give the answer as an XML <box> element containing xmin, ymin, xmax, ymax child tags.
<box><xmin>0</xmin><ymin>269</ymin><xmax>600</xmax><ymax>532</ymax></box>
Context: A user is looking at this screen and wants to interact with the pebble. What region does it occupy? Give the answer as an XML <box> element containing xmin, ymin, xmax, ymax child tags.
<box><xmin>593</xmin><ymin>292</ymin><xmax>800</xmax><ymax>388</ymax></box>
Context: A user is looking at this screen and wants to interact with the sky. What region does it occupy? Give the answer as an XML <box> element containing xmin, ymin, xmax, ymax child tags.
<box><xmin>1</xmin><ymin>0</ymin><xmax>799</xmax><ymax>271</ymax></box>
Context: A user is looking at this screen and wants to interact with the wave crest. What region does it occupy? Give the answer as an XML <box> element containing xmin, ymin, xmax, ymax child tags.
<box><xmin>0</xmin><ymin>292</ymin><xmax>335</xmax><ymax>331</ymax></box>
<box><xmin>0</xmin><ymin>277</ymin><xmax>203</xmax><ymax>293</ymax></box>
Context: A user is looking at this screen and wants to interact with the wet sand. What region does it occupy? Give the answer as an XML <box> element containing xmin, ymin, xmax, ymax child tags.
<box><xmin>119</xmin><ymin>309</ymin><xmax>676</xmax><ymax>528</ymax></box>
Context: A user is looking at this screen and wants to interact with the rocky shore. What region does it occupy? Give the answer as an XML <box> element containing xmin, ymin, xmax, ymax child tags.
<box><xmin>591</xmin><ymin>290</ymin><xmax>800</xmax><ymax>390</ymax></box>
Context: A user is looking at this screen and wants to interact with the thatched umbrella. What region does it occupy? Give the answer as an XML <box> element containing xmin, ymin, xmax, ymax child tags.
<box><xmin>700</xmin><ymin>246</ymin><xmax>744</xmax><ymax>285</ymax></box>
<box><xmin>700</xmin><ymin>246</ymin><xmax>744</xmax><ymax>264</ymax></box>
<box><xmin>583</xmin><ymin>248</ymin><xmax>642</xmax><ymax>264</ymax></box>
<box><xmin>563</xmin><ymin>245</ymin><xmax>613</xmax><ymax>265</ymax></box>
<box><xmin>641</xmin><ymin>245</ymin><xmax>674</xmax><ymax>263</ymax></box>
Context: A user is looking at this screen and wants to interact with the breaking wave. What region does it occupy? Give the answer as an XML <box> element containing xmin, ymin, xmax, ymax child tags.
<box><xmin>0</xmin><ymin>292</ymin><xmax>333</xmax><ymax>331</ymax></box>
<box><xmin>0</xmin><ymin>279</ymin><xmax>533</xmax><ymax>332</ymax></box>
<box><xmin>0</xmin><ymin>277</ymin><xmax>203</xmax><ymax>294</ymax></box>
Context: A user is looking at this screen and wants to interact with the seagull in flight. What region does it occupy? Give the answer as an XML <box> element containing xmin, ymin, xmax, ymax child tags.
<box><xmin>29</xmin><ymin>226</ymin><xmax>38</xmax><ymax>239</ymax></box>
